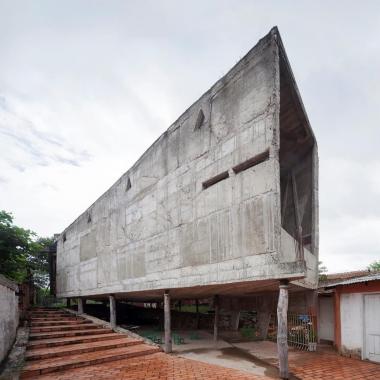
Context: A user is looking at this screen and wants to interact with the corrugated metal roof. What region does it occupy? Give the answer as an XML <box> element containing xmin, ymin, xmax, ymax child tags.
<box><xmin>323</xmin><ymin>273</ymin><xmax>380</xmax><ymax>288</ymax></box>
<box><xmin>319</xmin><ymin>270</ymin><xmax>371</xmax><ymax>287</ymax></box>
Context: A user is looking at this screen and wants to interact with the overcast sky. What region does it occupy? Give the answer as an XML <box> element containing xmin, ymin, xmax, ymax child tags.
<box><xmin>1</xmin><ymin>1</ymin><xmax>379</xmax><ymax>273</ymax></box>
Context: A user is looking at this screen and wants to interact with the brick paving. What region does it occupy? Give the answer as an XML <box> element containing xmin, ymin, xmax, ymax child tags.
<box><xmin>22</xmin><ymin>308</ymin><xmax>380</xmax><ymax>380</ymax></box>
<box><xmin>289</xmin><ymin>349</ymin><xmax>380</xmax><ymax>380</ymax></box>
<box><xmin>36</xmin><ymin>352</ymin><xmax>269</xmax><ymax>380</ymax></box>
<box><xmin>22</xmin><ymin>309</ymin><xmax>269</xmax><ymax>380</ymax></box>
<box><xmin>21</xmin><ymin>308</ymin><xmax>161</xmax><ymax>379</ymax></box>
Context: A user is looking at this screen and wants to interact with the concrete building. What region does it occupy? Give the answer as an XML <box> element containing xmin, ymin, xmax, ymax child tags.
<box><xmin>55</xmin><ymin>27</ymin><xmax>318</xmax><ymax>378</ymax></box>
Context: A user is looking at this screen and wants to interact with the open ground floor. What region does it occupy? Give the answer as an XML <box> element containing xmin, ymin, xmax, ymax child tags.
<box><xmin>18</xmin><ymin>308</ymin><xmax>380</xmax><ymax>380</ymax></box>
<box><xmin>32</xmin><ymin>331</ymin><xmax>380</xmax><ymax>380</ymax></box>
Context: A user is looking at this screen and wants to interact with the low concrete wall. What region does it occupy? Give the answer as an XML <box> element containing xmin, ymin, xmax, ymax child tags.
<box><xmin>0</xmin><ymin>274</ymin><xmax>19</xmax><ymax>364</ymax></box>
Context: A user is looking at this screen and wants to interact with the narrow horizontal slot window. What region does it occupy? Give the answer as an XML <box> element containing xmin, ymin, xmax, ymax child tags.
<box><xmin>232</xmin><ymin>149</ymin><xmax>270</xmax><ymax>174</ymax></box>
<box><xmin>202</xmin><ymin>171</ymin><xmax>229</xmax><ymax>189</ymax></box>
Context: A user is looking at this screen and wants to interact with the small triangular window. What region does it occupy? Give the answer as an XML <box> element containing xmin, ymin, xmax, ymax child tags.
<box><xmin>194</xmin><ymin>109</ymin><xmax>205</xmax><ymax>130</ymax></box>
<box><xmin>126</xmin><ymin>177</ymin><xmax>132</xmax><ymax>192</ymax></box>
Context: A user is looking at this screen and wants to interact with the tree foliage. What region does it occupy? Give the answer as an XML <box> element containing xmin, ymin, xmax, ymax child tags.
<box><xmin>0</xmin><ymin>210</ymin><xmax>53</xmax><ymax>287</ymax></box>
<box><xmin>368</xmin><ymin>260</ymin><xmax>380</xmax><ymax>272</ymax></box>
<box><xmin>318</xmin><ymin>261</ymin><xmax>328</xmax><ymax>281</ymax></box>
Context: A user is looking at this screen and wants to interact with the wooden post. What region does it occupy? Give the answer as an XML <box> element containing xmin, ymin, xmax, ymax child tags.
<box><xmin>277</xmin><ymin>280</ymin><xmax>289</xmax><ymax>379</ymax></box>
<box><xmin>164</xmin><ymin>290</ymin><xmax>172</xmax><ymax>353</ymax></box>
<box><xmin>109</xmin><ymin>295</ymin><xmax>117</xmax><ymax>330</ymax></box>
<box><xmin>66</xmin><ymin>298</ymin><xmax>71</xmax><ymax>308</ymax></box>
<box><xmin>213</xmin><ymin>295</ymin><xmax>219</xmax><ymax>344</ymax></box>
<box><xmin>334</xmin><ymin>290</ymin><xmax>341</xmax><ymax>351</ymax></box>
<box><xmin>77</xmin><ymin>298</ymin><xmax>83</xmax><ymax>315</ymax></box>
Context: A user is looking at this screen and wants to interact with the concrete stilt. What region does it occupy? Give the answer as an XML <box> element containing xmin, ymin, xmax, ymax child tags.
<box><xmin>230</xmin><ymin>310</ymin><xmax>240</xmax><ymax>331</ymax></box>
<box><xmin>109</xmin><ymin>295</ymin><xmax>117</xmax><ymax>329</ymax></box>
<box><xmin>277</xmin><ymin>280</ymin><xmax>289</xmax><ymax>379</ymax></box>
<box><xmin>213</xmin><ymin>295</ymin><xmax>219</xmax><ymax>344</ymax></box>
<box><xmin>164</xmin><ymin>290</ymin><xmax>172</xmax><ymax>353</ymax></box>
<box><xmin>77</xmin><ymin>298</ymin><xmax>83</xmax><ymax>315</ymax></box>
<box><xmin>196</xmin><ymin>299</ymin><xmax>200</xmax><ymax>329</ymax></box>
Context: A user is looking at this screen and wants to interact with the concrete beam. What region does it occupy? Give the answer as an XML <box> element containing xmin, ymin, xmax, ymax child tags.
<box><xmin>277</xmin><ymin>280</ymin><xmax>289</xmax><ymax>379</ymax></box>
<box><xmin>164</xmin><ymin>290</ymin><xmax>172</xmax><ymax>353</ymax></box>
<box><xmin>109</xmin><ymin>295</ymin><xmax>117</xmax><ymax>329</ymax></box>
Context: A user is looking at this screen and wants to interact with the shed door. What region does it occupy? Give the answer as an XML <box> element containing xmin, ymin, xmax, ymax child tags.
<box><xmin>319</xmin><ymin>296</ymin><xmax>334</xmax><ymax>341</ymax></box>
<box><xmin>364</xmin><ymin>294</ymin><xmax>380</xmax><ymax>363</ymax></box>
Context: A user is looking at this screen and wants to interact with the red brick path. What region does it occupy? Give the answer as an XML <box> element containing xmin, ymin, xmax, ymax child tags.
<box><xmin>23</xmin><ymin>308</ymin><xmax>380</xmax><ymax>380</ymax></box>
<box><xmin>22</xmin><ymin>309</ymin><xmax>269</xmax><ymax>380</ymax></box>
<box><xmin>289</xmin><ymin>349</ymin><xmax>380</xmax><ymax>380</ymax></box>
<box><xmin>36</xmin><ymin>353</ymin><xmax>270</xmax><ymax>380</ymax></box>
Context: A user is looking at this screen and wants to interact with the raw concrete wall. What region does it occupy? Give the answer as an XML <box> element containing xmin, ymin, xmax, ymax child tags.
<box><xmin>56</xmin><ymin>28</ymin><xmax>317</xmax><ymax>299</ymax></box>
<box><xmin>0</xmin><ymin>275</ymin><xmax>19</xmax><ymax>364</ymax></box>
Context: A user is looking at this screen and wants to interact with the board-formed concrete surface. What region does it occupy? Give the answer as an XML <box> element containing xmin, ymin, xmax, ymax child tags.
<box><xmin>0</xmin><ymin>274</ymin><xmax>19</xmax><ymax>364</ymax></box>
<box><xmin>56</xmin><ymin>27</ymin><xmax>318</xmax><ymax>300</ymax></box>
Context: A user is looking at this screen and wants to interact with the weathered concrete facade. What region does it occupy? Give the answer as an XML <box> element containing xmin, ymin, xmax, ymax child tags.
<box><xmin>56</xmin><ymin>27</ymin><xmax>318</xmax><ymax>301</ymax></box>
<box><xmin>0</xmin><ymin>275</ymin><xmax>19</xmax><ymax>364</ymax></box>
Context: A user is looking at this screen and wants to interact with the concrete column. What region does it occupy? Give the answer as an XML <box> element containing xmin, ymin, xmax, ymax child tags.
<box><xmin>164</xmin><ymin>290</ymin><xmax>172</xmax><ymax>353</ymax></box>
<box><xmin>213</xmin><ymin>295</ymin><xmax>219</xmax><ymax>344</ymax></box>
<box><xmin>109</xmin><ymin>295</ymin><xmax>117</xmax><ymax>330</ymax></box>
<box><xmin>257</xmin><ymin>296</ymin><xmax>272</xmax><ymax>339</ymax></box>
<box><xmin>230</xmin><ymin>310</ymin><xmax>240</xmax><ymax>331</ymax></box>
<box><xmin>277</xmin><ymin>280</ymin><xmax>289</xmax><ymax>379</ymax></box>
<box><xmin>196</xmin><ymin>299</ymin><xmax>200</xmax><ymax>329</ymax></box>
<box><xmin>77</xmin><ymin>298</ymin><xmax>84</xmax><ymax>315</ymax></box>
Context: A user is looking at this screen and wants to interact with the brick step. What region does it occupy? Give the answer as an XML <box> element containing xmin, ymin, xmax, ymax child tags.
<box><xmin>27</xmin><ymin>332</ymin><xmax>123</xmax><ymax>349</ymax></box>
<box><xmin>31</xmin><ymin>309</ymin><xmax>61</xmax><ymax>312</ymax></box>
<box><xmin>25</xmin><ymin>337</ymin><xmax>142</xmax><ymax>361</ymax></box>
<box><xmin>31</xmin><ymin>310</ymin><xmax>67</xmax><ymax>313</ymax></box>
<box><xmin>29</xmin><ymin>314</ymin><xmax>79</xmax><ymax>321</ymax></box>
<box><xmin>30</xmin><ymin>312</ymin><xmax>71</xmax><ymax>317</ymax></box>
<box><xmin>21</xmin><ymin>344</ymin><xmax>160</xmax><ymax>378</ymax></box>
<box><xmin>31</xmin><ymin>310</ymin><xmax>69</xmax><ymax>314</ymax></box>
<box><xmin>30</xmin><ymin>323</ymin><xmax>97</xmax><ymax>333</ymax></box>
<box><xmin>29</xmin><ymin>328</ymin><xmax>110</xmax><ymax>341</ymax></box>
<box><xmin>31</xmin><ymin>319</ymin><xmax>87</xmax><ymax>327</ymax></box>
<box><xmin>31</xmin><ymin>315</ymin><xmax>71</xmax><ymax>319</ymax></box>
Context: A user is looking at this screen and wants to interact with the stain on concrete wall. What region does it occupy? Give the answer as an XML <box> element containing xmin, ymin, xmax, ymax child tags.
<box><xmin>0</xmin><ymin>275</ymin><xmax>18</xmax><ymax>364</ymax></box>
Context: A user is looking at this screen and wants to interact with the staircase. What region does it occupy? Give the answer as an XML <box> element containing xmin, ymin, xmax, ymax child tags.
<box><xmin>21</xmin><ymin>308</ymin><xmax>160</xmax><ymax>378</ymax></box>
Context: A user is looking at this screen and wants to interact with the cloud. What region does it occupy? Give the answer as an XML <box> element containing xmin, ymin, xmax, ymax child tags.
<box><xmin>0</xmin><ymin>96</ymin><xmax>91</xmax><ymax>171</ymax></box>
<box><xmin>0</xmin><ymin>1</ymin><xmax>379</xmax><ymax>273</ymax></box>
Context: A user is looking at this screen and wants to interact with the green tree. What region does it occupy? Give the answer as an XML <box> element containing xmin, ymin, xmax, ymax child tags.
<box><xmin>0</xmin><ymin>210</ymin><xmax>52</xmax><ymax>286</ymax></box>
<box><xmin>367</xmin><ymin>260</ymin><xmax>380</xmax><ymax>272</ymax></box>
<box><xmin>318</xmin><ymin>261</ymin><xmax>328</xmax><ymax>281</ymax></box>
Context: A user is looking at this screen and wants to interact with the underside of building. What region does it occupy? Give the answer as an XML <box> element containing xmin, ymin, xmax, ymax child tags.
<box><xmin>54</xmin><ymin>27</ymin><xmax>318</xmax><ymax>378</ymax></box>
